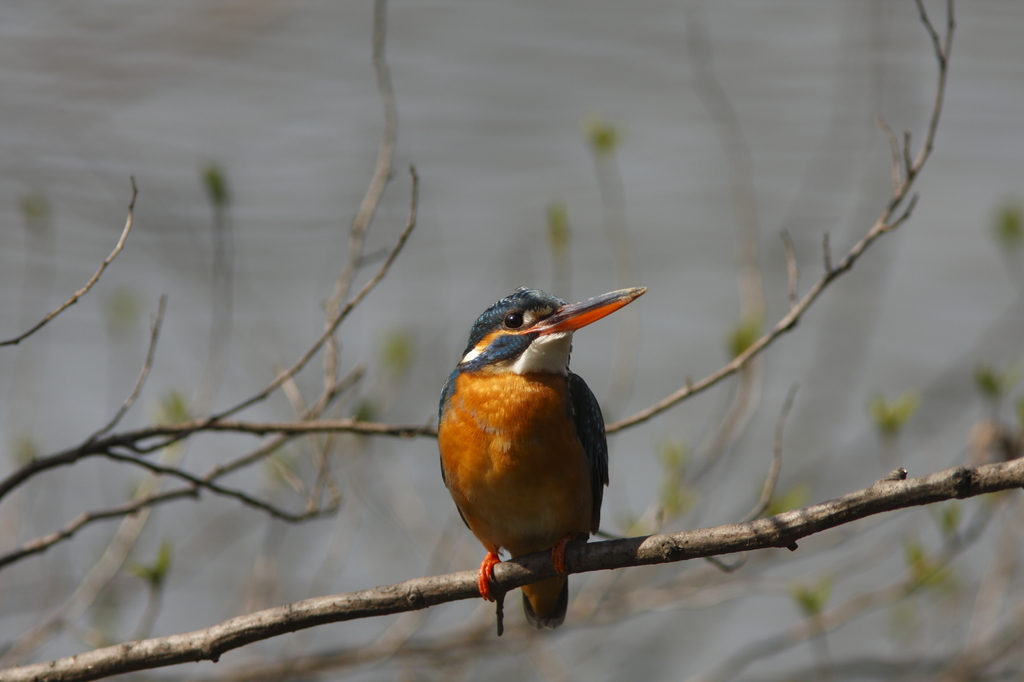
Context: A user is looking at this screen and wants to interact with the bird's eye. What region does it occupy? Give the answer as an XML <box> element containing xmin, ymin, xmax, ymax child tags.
<box><xmin>504</xmin><ymin>311</ymin><xmax>524</xmax><ymax>329</ymax></box>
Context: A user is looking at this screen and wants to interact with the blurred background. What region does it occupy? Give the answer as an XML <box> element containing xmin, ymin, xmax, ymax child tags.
<box><xmin>1</xmin><ymin>1</ymin><xmax>1023</xmax><ymax>680</ymax></box>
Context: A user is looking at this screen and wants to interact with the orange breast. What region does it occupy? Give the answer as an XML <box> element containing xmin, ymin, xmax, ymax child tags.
<box><xmin>438</xmin><ymin>371</ymin><xmax>593</xmax><ymax>558</ymax></box>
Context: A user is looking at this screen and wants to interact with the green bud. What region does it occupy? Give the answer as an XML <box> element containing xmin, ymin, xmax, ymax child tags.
<box><xmin>993</xmin><ymin>203</ymin><xmax>1022</xmax><ymax>249</ymax></box>
<box><xmin>792</xmin><ymin>577</ymin><xmax>832</xmax><ymax>616</ymax></box>
<box><xmin>583</xmin><ymin>116</ymin><xmax>622</xmax><ymax>157</ymax></box>
<box><xmin>870</xmin><ymin>391</ymin><xmax>920</xmax><ymax>437</ymax></box>
<box><xmin>547</xmin><ymin>202</ymin><xmax>570</xmax><ymax>256</ymax></box>
<box><xmin>202</xmin><ymin>164</ymin><xmax>230</xmax><ymax>209</ymax></box>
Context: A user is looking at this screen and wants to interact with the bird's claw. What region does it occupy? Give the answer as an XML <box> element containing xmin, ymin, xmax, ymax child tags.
<box><xmin>552</xmin><ymin>535</ymin><xmax>573</xmax><ymax>577</ymax></box>
<box><xmin>478</xmin><ymin>551</ymin><xmax>501</xmax><ymax>602</ymax></box>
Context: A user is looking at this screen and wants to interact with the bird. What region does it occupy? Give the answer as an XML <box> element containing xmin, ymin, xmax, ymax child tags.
<box><xmin>438</xmin><ymin>286</ymin><xmax>646</xmax><ymax>629</ymax></box>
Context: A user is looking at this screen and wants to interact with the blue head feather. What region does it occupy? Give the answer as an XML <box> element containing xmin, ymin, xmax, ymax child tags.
<box><xmin>439</xmin><ymin>288</ymin><xmax>568</xmax><ymax>421</ymax></box>
<box><xmin>462</xmin><ymin>288</ymin><xmax>566</xmax><ymax>356</ymax></box>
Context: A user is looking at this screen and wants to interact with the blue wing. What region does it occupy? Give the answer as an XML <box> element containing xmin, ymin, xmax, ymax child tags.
<box><xmin>438</xmin><ymin>369</ymin><xmax>458</xmax><ymax>489</ymax></box>
<box><xmin>438</xmin><ymin>369</ymin><xmax>471</xmax><ymax>530</ymax></box>
<box><xmin>567</xmin><ymin>372</ymin><xmax>608</xmax><ymax>533</ymax></box>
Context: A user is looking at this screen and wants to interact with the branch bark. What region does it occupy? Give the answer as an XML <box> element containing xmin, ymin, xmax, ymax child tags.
<box><xmin>6</xmin><ymin>458</ymin><xmax>1021</xmax><ymax>682</ymax></box>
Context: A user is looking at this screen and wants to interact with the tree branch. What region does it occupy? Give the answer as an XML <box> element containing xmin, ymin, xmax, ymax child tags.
<box><xmin>98</xmin><ymin>451</ymin><xmax>339</xmax><ymax>522</ymax></box>
<box><xmin>207</xmin><ymin>164</ymin><xmax>419</xmax><ymax>423</ymax></box>
<box><xmin>0</xmin><ymin>487</ymin><xmax>203</xmax><ymax>572</ymax></box>
<box><xmin>323</xmin><ymin>0</ymin><xmax>400</xmax><ymax>389</ymax></box>
<box><xmin>606</xmin><ymin>0</ymin><xmax>953</xmax><ymax>434</ymax></box>
<box><xmin>0</xmin><ymin>178</ymin><xmax>138</xmax><ymax>348</ymax></box>
<box><xmin>5</xmin><ymin>457</ymin><xmax>1020</xmax><ymax>682</ymax></box>
<box><xmin>86</xmin><ymin>294</ymin><xmax>167</xmax><ymax>443</ymax></box>
<box><xmin>0</xmin><ymin>170</ymin><xmax>419</xmax><ymax>507</ymax></box>
<box><xmin>739</xmin><ymin>384</ymin><xmax>797</xmax><ymax>523</ymax></box>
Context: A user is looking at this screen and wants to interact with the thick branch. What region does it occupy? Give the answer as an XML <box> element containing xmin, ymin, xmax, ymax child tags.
<box><xmin>6</xmin><ymin>458</ymin><xmax>1021</xmax><ymax>682</ymax></box>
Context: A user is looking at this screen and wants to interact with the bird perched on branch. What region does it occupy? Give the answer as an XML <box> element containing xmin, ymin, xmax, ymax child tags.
<box><xmin>438</xmin><ymin>286</ymin><xmax>646</xmax><ymax>630</ymax></box>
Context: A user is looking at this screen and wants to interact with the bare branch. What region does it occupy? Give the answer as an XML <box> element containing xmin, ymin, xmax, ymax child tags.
<box><xmin>206</xmin><ymin>364</ymin><xmax>366</xmax><ymax>482</ymax></box>
<box><xmin>87</xmin><ymin>295</ymin><xmax>167</xmax><ymax>442</ymax></box>
<box><xmin>690</xmin><ymin>490</ymin><xmax>992</xmax><ymax>682</ymax></box>
<box><xmin>98</xmin><ymin>451</ymin><xmax>338</xmax><ymax>522</ymax></box>
<box><xmin>821</xmin><ymin>231</ymin><xmax>833</xmax><ymax>274</ymax></box>
<box><xmin>187</xmin><ymin>622</ymin><xmax>507</xmax><ymax>682</ymax></box>
<box><xmin>780</xmin><ymin>229</ymin><xmax>798</xmax><ymax>309</ymax></box>
<box><xmin>909</xmin><ymin>0</ymin><xmax>953</xmax><ymax>175</ymax></box>
<box><xmin>0</xmin><ymin>406</ymin><xmax>408</xmax><ymax>515</ymax></box>
<box><xmin>124</xmin><ymin>416</ymin><xmax>435</xmax><ymax>444</ymax></box>
<box><xmin>939</xmin><ymin>594</ymin><xmax>1024</xmax><ymax>682</ymax></box>
<box><xmin>208</xmin><ymin>165</ymin><xmax>419</xmax><ymax>423</ymax></box>
<box><xmin>324</xmin><ymin>0</ymin><xmax>400</xmax><ymax>387</ymax></box>
<box><xmin>0</xmin><ymin>362</ymin><xmax>370</xmax><ymax>570</ymax></box>
<box><xmin>0</xmin><ymin>178</ymin><xmax>138</xmax><ymax>348</ymax></box>
<box><xmin>739</xmin><ymin>384</ymin><xmax>797</xmax><ymax>523</ymax></box>
<box><xmin>681</xmin><ymin>3</ymin><xmax>766</xmax><ymax>466</ymax></box>
<box><xmin>875</xmin><ymin>116</ymin><xmax>902</xmax><ymax>192</ymax></box>
<box><xmin>0</xmin><ymin>430</ymin><xmax>344</xmax><ymax>572</ymax></box>
<box><xmin>0</xmin><ymin>172</ymin><xmax>419</xmax><ymax>507</ymax></box>
<box><xmin>902</xmin><ymin>129</ymin><xmax>914</xmax><ymax>184</ymax></box>
<box><xmin>0</xmin><ymin>487</ymin><xmax>194</xmax><ymax>572</ymax></box>
<box><xmin>4</xmin><ymin>457</ymin><xmax>1021</xmax><ymax>682</ymax></box>
<box><xmin>606</xmin><ymin>197</ymin><xmax>906</xmax><ymax>433</ymax></box>
<box><xmin>684</xmin><ymin>2</ymin><xmax>765</xmax><ymax>325</ymax></box>
<box><xmin>606</xmin><ymin>0</ymin><xmax>953</xmax><ymax>434</ymax></box>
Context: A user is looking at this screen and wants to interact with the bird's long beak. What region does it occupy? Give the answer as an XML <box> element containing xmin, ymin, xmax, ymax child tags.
<box><xmin>532</xmin><ymin>287</ymin><xmax>647</xmax><ymax>335</ymax></box>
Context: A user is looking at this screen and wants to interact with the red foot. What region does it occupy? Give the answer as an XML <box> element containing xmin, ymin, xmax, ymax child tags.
<box><xmin>478</xmin><ymin>551</ymin><xmax>501</xmax><ymax>602</ymax></box>
<box><xmin>552</xmin><ymin>534</ymin><xmax>573</xmax><ymax>577</ymax></box>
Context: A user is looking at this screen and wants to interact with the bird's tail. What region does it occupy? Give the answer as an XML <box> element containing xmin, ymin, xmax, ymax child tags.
<box><xmin>521</xmin><ymin>576</ymin><xmax>568</xmax><ymax>629</ymax></box>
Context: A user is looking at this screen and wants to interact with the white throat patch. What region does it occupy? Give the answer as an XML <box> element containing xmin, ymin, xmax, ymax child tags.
<box><xmin>509</xmin><ymin>331</ymin><xmax>572</xmax><ymax>375</ymax></box>
<box><xmin>459</xmin><ymin>346</ymin><xmax>483</xmax><ymax>365</ymax></box>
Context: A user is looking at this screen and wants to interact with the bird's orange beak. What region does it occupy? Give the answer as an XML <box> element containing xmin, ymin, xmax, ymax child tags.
<box><xmin>531</xmin><ymin>287</ymin><xmax>647</xmax><ymax>336</ymax></box>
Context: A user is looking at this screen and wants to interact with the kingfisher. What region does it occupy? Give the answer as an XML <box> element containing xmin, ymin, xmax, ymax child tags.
<box><xmin>438</xmin><ymin>286</ymin><xmax>646</xmax><ymax>629</ymax></box>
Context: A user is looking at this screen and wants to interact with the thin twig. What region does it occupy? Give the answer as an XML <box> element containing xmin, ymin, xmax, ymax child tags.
<box><xmin>740</xmin><ymin>384</ymin><xmax>798</xmax><ymax>523</ymax></box>
<box><xmin>0</xmin><ymin>167</ymin><xmax>421</xmax><ymax>508</ymax></box>
<box><xmin>690</xmin><ymin>489</ymin><xmax>991</xmax><ymax>682</ymax></box>
<box><xmin>909</xmin><ymin>2</ymin><xmax>952</xmax><ymax>174</ymax></box>
<box><xmin>0</xmin><ymin>178</ymin><xmax>138</xmax><ymax>347</ymax></box>
<box><xmin>902</xmin><ymin>130</ymin><xmax>914</xmax><ymax>184</ymax></box>
<box><xmin>324</xmin><ymin>0</ymin><xmax>399</xmax><ymax>388</ymax></box>
<box><xmin>940</xmin><ymin>593</ymin><xmax>1024</xmax><ymax>682</ymax></box>
<box><xmin>822</xmin><ymin>232</ymin><xmax>832</xmax><ymax>274</ymax></box>
<box><xmin>207</xmin><ymin>165</ymin><xmax>419</xmax><ymax>424</ymax></box>
<box><xmin>875</xmin><ymin>116</ymin><xmax>903</xmax><ymax>193</ymax></box>
<box><xmin>780</xmin><ymin>229</ymin><xmax>799</xmax><ymax>309</ymax></box>
<box><xmin>186</xmin><ymin>621</ymin><xmax>510</xmax><ymax>682</ymax></box>
<box><xmin>606</xmin><ymin>0</ymin><xmax>952</xmax><ymax>435</ymax></box>
<box><xmin>0</xmin><ymin>489</ymin><xmax>196</xmax><ymax>572</ymax></box>
<box><xmin>87</xmin><ymin>295</ymin><xmax>167</xmax><ymax>442</ymax></box>
<box><xmin>0</xmin><ymin>436</ymin><xmax>343</xmax><ymax>572</ymax></box>
<box><xmin>207</xmin><ymin>364</ymin><xmax>366</xmax><ymax>482</ymax></box>
<box><xmin>684</xmin><ymin>1</ymin><xmax>765</xmax><ymax>325</ymax></box>
<box><xmin>99</xmin><ymin>451</ymin><xmax>338</xmax><ymax>522</ymax></box>
<box><xmin>134</xmin><ymin>416</ymin><xmax>434</xmax><ymax>442</ymax></box>
<box><xmin>0</xmin><ymin>366</ymin><xmax>369</xmax><ymax>571</ymax></box>
<box><xmin>681</xmin><ymin>3</ymin><xmax>766</xmax><ymax>468</ymax></box>
<box><xmin>0</xmin><ymin>411</ymin><xmax>427</xmax><ymax>506</ymax></box>
<box><xmin>704</xmin><ymin>555</ymin><xmax>748</xmax><ymax>573</ymax></box>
